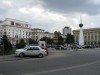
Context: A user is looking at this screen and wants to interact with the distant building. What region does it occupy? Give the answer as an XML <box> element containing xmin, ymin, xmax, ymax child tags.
<box><xmin>63</xmin><ymin>26</ymin><xmax>72</xmax><ymax>36</ymax></box>
<box><xmin>0</xmin><ymin>18</ymin><xmax>32</xmax><ymax>45</ymax></box>
<box><xmin>73</xmin><ymin>28</ymin><xmax>100</xmax><ymax>45</ymax></box>
<box><xmin>32</xmin><ymin>28</ymin><xmax>54</xmax><ymax>42</ymax></box>
<box><xmin>44</xmin><ymin>32</ymin><xmax>54</xmax><ymax>39</ymax></box>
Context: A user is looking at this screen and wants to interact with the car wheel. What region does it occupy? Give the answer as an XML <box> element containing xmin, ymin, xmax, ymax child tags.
<box><xmin>19</xmin><ymin>53</ymin><xmax>24</xmax><ymax>57</ymax></box>
<box><xmin>38</xmin><ymin>54</ymin><xmax>43</xmax><ymax>58</ymax></box>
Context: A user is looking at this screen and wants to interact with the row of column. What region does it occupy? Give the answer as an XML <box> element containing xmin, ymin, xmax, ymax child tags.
<box><xmin>75</xmin><ymin>32</ymin><xmax>100</xmax><ymax>45</ymax></box>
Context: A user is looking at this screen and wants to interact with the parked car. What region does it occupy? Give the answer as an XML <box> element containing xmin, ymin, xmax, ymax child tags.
<box><xmin>55</xmin><ymin>45</ymin><xmax>62</xmax><ymax>50</ymax></box>
<box><xmin>71</xmin><ymin>45</ymin><xmax>77</xmax><ymax>49</ymax></box>
<box><xmin>41</xmin><ymin>46</ymin><xmax>49</xmax><ymax>55</ymax></box>
<box><xmin>71</xmin><ymin>44</ymin><xmax>82</xmax><ymax>49</ymax></box>
<box><xmin>83</xmin><ymin>45</ymin><xmax>95</xmax><ymax>49</ymax></box>
<box><xmin>15</xmin><ymin>46</ymin><xmax>47</xmax><ymax>58</ymax></box>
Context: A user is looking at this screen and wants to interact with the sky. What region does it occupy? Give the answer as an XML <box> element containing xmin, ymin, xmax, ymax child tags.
<box><xmin>0</xmin><ymin>0</ymin><xmax>100</xmax><ymax>33</ymax></box>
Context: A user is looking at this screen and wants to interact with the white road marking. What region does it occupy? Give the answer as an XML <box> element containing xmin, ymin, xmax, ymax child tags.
<box><xmin>22</xmin><ymin>60</ymin><xmax>100</xmax><ymax>75</ymax></box>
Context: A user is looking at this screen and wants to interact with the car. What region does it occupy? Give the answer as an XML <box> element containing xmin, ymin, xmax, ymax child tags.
<box><xmin>71</xmin><ymin>44</ymin><xmax>82</xmax><ymax>49</ymax></box>
<box><xmin>84</xmin><ymin>45</ymin><xmax>95</xmax><ymax>49</ymax></box>
<box><xmin>41</xmin><ymin>46</ymin><xmax>49</xmax><ymax>55</ymax></box>
<box><xmin>55</xmin><ymin>45</ymin><xmax>61</xmax><ymax>50</ymax></box>
<box><xmin>15</xmin><ymin>46</ymin><xmax>47</xmax><ymax>58</ymax></box>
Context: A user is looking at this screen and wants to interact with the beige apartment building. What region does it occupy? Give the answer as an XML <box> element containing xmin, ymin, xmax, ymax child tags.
<box><xmin>73</xmin><ymin>28</ymin><xmax>100</xmax><ymax>45</ymax></box>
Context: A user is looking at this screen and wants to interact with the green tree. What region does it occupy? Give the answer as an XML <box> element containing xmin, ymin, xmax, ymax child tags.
<box><xmin>58</xmin><ymin>36</ymin><xmax>64</xmax><ymax>45</ymax></box>
<box><xmin>16</xmin><ymin>39</ymin><xmax>26</xmax><ymax>49</ymax></box>
<box><xmin>40</xmin><ymin>37</ymin><xmax>53</xmax><ymax>44</ymax></box>
<box><xmin>47</xmin><ymin>38</ymin><xmax>53</xmax><ymax>44</ymax></box>
<box><xmin>40</xmin><ymin>37</ymin><xmax>47</xmax><ymax>41</ymax></box>
<box><xmin>1</xmin><ymin>35</ymin><xmax>12</xmax><ymax>54</ymax></box>
<box><xmin>28</xmin><ymin>38</ymin><xmax>38</xmax><ymax>44</ymax></box>
<box><xmin>65</xmin><ymin>34</ymin><xmax>74</xmax><ymax>44</ymax></box>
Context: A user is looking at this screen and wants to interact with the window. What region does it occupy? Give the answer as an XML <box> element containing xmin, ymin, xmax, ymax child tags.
<box><xmin>4</xmin><ymin>32</ymin><xmax>6</xmax><ymax>34</ymax></box>
<box><xmin>11</xmin><ymin>21</ymin><xmax>14</xmax><ymax>25</ymax></box>
<box><xmin>33</xmin><ymin>47</ymin><xmax>39</xmax><ymax>50</ymax></box>
<box><xmin>27</xmin><ymin>47</ymin><xmax>33</xmax><ymax>50</ymax></box>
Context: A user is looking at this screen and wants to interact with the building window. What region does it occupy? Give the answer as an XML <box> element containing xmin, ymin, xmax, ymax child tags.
<box><xmin>88</xmin><ymin>36</ymin><xmax>90</xmax><ymax>40</ymax></box>
<box><xmin>85</xmin><ymin>36</ymin><xmax>86</xmax><ymax>40</ymax></box>
<box><xmin>95</xmin><ymin>35</ymin><xmax>97</xmax><ymax>40</ymax></box>
<box><xmin>11</xmin><ymin>21</ymin><xmax>14</xmax><ymax>25</ymax></box>
<box><xmin>4</xmin><ymin>32</ymin><xmax>6</xmax><ymax>35</ymax></box>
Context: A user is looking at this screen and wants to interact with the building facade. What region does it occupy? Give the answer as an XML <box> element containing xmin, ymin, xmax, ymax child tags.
<box><xmin>32</xmin><ymin>28</ymin><xmax>54</xmax><ymax>42</ymax></box>
<box><xmin>63</xmin><ymin>26</ymin><xmax>72</xmax><ymax>36</ymax></box>
<box><xmin>73</xmin><ymin>28</ymin><xmax>100</xmax><ymax>45</ymax></box>
<box><xmin>44</xmin><ymin>32</ymin><xmax>54</xmax><ymax>39</ymax></box>
<box><xmin>0</xmin><ymin>18</ymin><xmax>32</xmax><ymax>45</ymax></box>
<box><xmin>32</xmin><ymin>28</ymin><xmax>45</xmax><ymax>42</ymax></box>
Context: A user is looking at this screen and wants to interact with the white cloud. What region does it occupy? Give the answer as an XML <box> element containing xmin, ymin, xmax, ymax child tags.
<box><xmin>19</xmin><ymin>8</ymin><xmax>30</xmax><ymax>14</ymax></box>
<box><xmin>0</xmin><ymin>0</ymin><xmax>100</xmax><ymax>33</ymax></box>
<box><xmin>2</xmin><ymin>0</ymin><xmax>12</xmax><ymax>6</ymax></box>
<box><xmin>19</xmin><ymin>4</ymin><xmax>100</xmax><ymax>32</ymax></box>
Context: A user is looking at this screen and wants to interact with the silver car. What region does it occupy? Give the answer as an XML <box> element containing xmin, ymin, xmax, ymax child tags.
<box><xmin>15</xmin><ymin>46</ymin><xmax>47</xmax><ymax>58</ymax></box>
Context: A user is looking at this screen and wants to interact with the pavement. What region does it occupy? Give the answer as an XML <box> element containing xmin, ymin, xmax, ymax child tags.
<box><xmin>0</xmin><ymin>48</ymin><xmax>99</xmax><ymax>62</ymax></box>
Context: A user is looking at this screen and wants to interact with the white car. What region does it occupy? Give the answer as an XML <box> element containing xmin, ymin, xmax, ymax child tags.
<box><xmin>15</xmin><ymin>46</ymin><xmax>47</xmax><ymax>58</ymax></box>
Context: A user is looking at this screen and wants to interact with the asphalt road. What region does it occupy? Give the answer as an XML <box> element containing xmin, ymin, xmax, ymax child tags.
<box><xmin>0</xmin><ymin>48</ymin><xmax>100</xmax><ymax>75</ymax></box>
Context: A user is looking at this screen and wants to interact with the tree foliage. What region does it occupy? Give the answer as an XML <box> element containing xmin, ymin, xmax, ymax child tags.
<box><xmin>40</xmin><ymin>37</ymin><xmax>53</xmax><ymax>44</ymax></box>
<box><xmin>1</xmin><ymin>35</ymin><xmax>12</xmax><ymax>53</ymax></box>
<box><xmin>16</xmin><ymin>39</ymin><xmax>26</xmax><ymax>49</ymax></box>
<box><xmin>28</xmin><ymin>38</ymin><xmax>38</xmax><ymax>44</ymax></box>
<box><xmin>65</xmin><ymin>34</ymin><xmax>74</xmax><ymax>44</ymax></box>
<box><xmin>58</xmin><ymin>36</ymin><xmax>64</xmax><ymax>45</ymax></box>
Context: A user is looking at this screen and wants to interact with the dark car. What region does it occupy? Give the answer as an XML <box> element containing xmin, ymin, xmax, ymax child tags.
<box><xmin>84</xmin><ymin>45</ymin><xmax>95</xmax><ymax>49</ymax></box>
<box><xmin>55</xmin><ymin>45</ymin><xmax>64</xmax><ymax>50</ymax></box>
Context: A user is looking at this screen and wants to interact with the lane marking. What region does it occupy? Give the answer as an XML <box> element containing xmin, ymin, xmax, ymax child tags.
<box><xmin>22</xmin><ymin>60</ymin><xmax>100</xmax><ymax>75</ymax></box>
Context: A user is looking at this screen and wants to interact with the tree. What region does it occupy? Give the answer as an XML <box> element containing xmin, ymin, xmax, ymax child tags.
<box><xmin>1</xmin><ymin>35</ymin><xmax>12</xmax><ymax>54</ymax></box>
<box><xmin>40</xmin><ymin>37</ymin><xmax>53</xmax><ymax>44</ymax></box>
<box><xmin>16</xmin><ymin>39</ymin><xmax>26</xmax><ymax>49</ymax></box>
<box><xmin>40</xmin><ymin>36</ymin><xmax>47</xmax><ymax>41</ymax></box>
<box><xmin>28</xmin><ymin>38</ymin><xmax>38</xmax><ymax>44</ymax></box>
<box><xmin>65</xmin><ymin>34</ymin><xmax>74</xmax><ymax>44</ymax></box>
<box><xmin>46</xmin><ymin>38</ymin><xmax>53</xmax><ymax>44</ymax></box>
<box><xmin>58</xmin><ymin>36</ymin><xmax>64</xmax><ymax>45</ymax></box>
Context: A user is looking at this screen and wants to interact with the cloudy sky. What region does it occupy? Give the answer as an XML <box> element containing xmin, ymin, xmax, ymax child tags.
<box><xmin>0</xmin><ymin>0</ymin><xmax>100</xmax><ymax>33</ymax></box>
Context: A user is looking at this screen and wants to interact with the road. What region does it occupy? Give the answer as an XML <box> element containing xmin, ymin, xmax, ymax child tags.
<box><xmin>0</xmin><ymin>48</ymin><xmax>100</xmax><ymax>75</ymax></box>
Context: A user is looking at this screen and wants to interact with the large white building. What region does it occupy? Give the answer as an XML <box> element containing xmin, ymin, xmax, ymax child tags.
<box><xmin>63</xmin><ymin>26</ymin><xmax>72</xmax><ymax>36</ymax></box>
<box><xmin>0</xmin><ymin>18</ymin><xmax>32</xmax><ymax>45</ymax></box>
<box><xmin>0</xmin><ymin>18</ymin><xmax>55</xmax><ymax>45</ymax></box>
